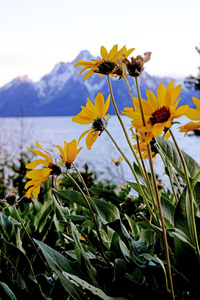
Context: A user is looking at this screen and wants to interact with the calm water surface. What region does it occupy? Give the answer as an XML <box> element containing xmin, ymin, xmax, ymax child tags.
<box><xmin>1</xmin><ymin>115</ymin><xmax>200</xmax><ymax>185</ymax></box>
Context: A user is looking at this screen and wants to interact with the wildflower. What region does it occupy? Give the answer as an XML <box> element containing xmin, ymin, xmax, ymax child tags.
<box><xmin>72</xmin><ymin>93</ymin><xmax>110</xmax><ymax>149</ymax></box>
<box><xmin>132</xmin><ymin>133</ymin><xmax>158</xmax><ymax>162</ymax></box>
<box><xmin>25</xmin><ymin>142</ymin><xmax>61</xmax><ymax>198</ymax></box>
<box><xmin>122</xmin><ymin>80</ymin><xmax>189</xmax><ymax>144</ymax></box>
<box><xmin>55</xmin><ymin>139</ymin><xmax>82</xmax><ymax>169</ymax></box>
<box><xmin>74</xmin><ymin>44</ymin><xmax>135</xmax><ymax>80</ymax></box>
<box><xmin>122</xmin><ymin>52</ymin><xmax>151</xmax><ymax>77</ymax></box>
<box><xmin>179</xmin><ymin>97</ymin><xmax>200</xmax><ymax>136</ymax></box>
<box><xmin>111</xmin><ymin>156</ymin><xmax>124</xmax><ymax>166</ymax></box>
<box><xmin>5</xmin><ymin>193</ymin><xmax>17</xmax><ymax>205</ymax></box>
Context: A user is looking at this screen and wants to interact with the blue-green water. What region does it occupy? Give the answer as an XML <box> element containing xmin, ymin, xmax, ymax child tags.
<box><xmin>0</xmin><ymin>115</ymin><xmax>199</xmax><ymax>186</ymax></box>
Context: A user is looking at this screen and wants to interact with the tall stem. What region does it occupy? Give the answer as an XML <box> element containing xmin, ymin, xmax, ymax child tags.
<box><xmin>123</xmin><ymin>75</ymin><xmax>157</xmax><ymax>211</ymax></box>
<box><xmin>13</xmin><ymin>205</ymin><xmax>54</xmax><ymax>279</ymax></box>
<box><xmin>135</xmin><ymin>76</ymin><xmax>175</xmax><ymax>300</ymax></box>
<box><xmin>72</xmin><ymin>163</ymin><xmax>90</xmax><ymax>197</ymax></box>
<box><xmin>104</xmin><ymin>127</ymin><xmax>157</xmax><ymax>224</ymax></box>
<box><xmin>64</xmin><ymin>171</ymin><xmax>107</xmax><ymax>264</ymax></box>
<box><xmin>107</xmin><ymin>75</ymin><xmax>145</xmax><ymax>176</ymax></box>
<box><xmin>170</xmin><ymin>129</ymin><xmax>200</xmax><ymax>260</ymax></box>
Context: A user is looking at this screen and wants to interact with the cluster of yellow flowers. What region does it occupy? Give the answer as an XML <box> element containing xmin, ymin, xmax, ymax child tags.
<box><xmin>25</xmin><ymin>44</ymin><xmax>200</xmax><ymax>199</ymax></box>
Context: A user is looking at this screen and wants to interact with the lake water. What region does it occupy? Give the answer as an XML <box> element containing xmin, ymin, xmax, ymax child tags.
<box><xmin>1</xmin><ymin>115</ymin><xmax>200</xmax><ymax>186</ymax></box>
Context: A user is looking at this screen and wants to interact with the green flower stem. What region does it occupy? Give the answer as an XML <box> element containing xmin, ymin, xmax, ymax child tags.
<box><xmin>104</xmin><ymin>127</ymin><xmax>157</xmax><ymax>224</ymax></box>
<box><xmin>123</xmin><ymin>76</ymin><xmax>135</xmax><ymax>110</ymax></box>
<box><xmin>135</xmin><ymin>76</ymin><xmax>175</xmax><ymax>300</ymax></box>
<box><xmin>155</xmin><ymin>145</ymin><xmax>179</xmax><ymax>204</ymax></box>
<box><xmin>171</xmin><ymin>166</ymin><xmax>182</xmax><ymax>195</ymax></box>
<box><xmin>106</xmin><ymin>75</ymin><xmax>146</xmax><ymax>178</ymax></box>
<box><xmin>123</xmin><ymin>76</ymin><xmax>157</xmax><ymax>212</ymax></box>
<box><xmin>146</xmin><ymin>144</ymin><xmax>175</xmax><ymax>300</ymax></box>
<box><xmin>13</xmin><ymin>204</ymin><xmax>54</xmax><ymax>280</ymax></box>
<box><xmin>170</xmin><ymin>129</ymin><xmax>200</xmax><ymax>260</ymax></box>
<box><xmin>64</xmin><ymin>171</ymin><xmax>107</xmax><ymax>264</ymax></box>
<box><xmin>107</xmin><ymin>75</ymin><xmax>157</xmax><ymax>211</ymax></box>
<box><xmin>116</xmin><ymin>166</ymin><xmax>122</xmax><ymax>186</ymax></box>
<box><xmin>52</xmin><ymin>176</ymin><xmax>63</xmax><ymax>206</ymax></box>
<box><xmin>72</xmin><ymin>163</ymin><xmax>91</xmax><ymax>197</ymax></box>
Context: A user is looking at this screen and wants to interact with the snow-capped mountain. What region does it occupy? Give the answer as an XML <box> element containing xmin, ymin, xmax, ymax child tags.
<box><xmin>0</xmin><ymin>50</ymin><xmax>199</xmax><ymax>117</ymax></box>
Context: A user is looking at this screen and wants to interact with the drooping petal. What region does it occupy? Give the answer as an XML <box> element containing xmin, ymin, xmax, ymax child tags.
<box><xmin>26</xmin><ymin>159</ymin><xmax>49</xmax><ymax>169</ymax></box>
<box><xmin>27</xmin><ymin>147</ymin><xmax>52</xmax><ymax>163</ymax></box>
<box><xmin>78</xmin><ymin>128</ymin><xmax>91</xmax><ymax>144</ymax></box>
<box><xmin>26</xmin><ymin>168</ymin><xmax>51</xmax><ymax>180</ymax></box>
<box><xmin>85</xmin><ymin>130</ymin><xmax>99</xmax><ymax>150</ymax></box>
<box><xmin>185</xmin><ymin>108</ymin><xmax>200</xmax><ymax>121</ymax></box>
<box><xmin>192</xmin><ymin>97</ymin><xmax>200</xmax><ymax>111</ymax></box>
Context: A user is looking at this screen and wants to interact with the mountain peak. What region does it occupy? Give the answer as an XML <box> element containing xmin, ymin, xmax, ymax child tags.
<box><xmin>74</xmin><ymin>50</ymin><xmax>94</xmax><ymax>62</ymax></box>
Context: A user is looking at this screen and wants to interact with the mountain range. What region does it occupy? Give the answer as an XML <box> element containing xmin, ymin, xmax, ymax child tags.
<box><xmin>0</xmin><ymin>50</ymin><xmax>199</xmax><ymax>117</ymax></box>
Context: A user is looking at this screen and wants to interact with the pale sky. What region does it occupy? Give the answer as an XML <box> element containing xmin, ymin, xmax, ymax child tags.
<box><xmin>0</xmin><ymin>0</ymin><xmax>200</xmax><ymax>87</ymax></box>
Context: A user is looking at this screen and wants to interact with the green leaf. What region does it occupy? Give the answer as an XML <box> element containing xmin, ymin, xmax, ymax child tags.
<box><xmin>62</xmin><ymin>271</ymin><xmax>126</xmax><ymax>300</ymax></box>
<box><xmin>156</xmin><ymin>136</ymin><xmax>200</xmax><ymax>182</ymax></box>
<box><xmin>160</xmin><ymin>194</ymin><xmax>175</xmax><ymax>228</ymax></box>
<box><xmin>54</xmin><ymin>189</ymin><xmax>120</xmax><ymax>224</ymax></box>
<box><xmin>167</xmin><ymin>228</ymin><xmax>195</xmax><ymax>248</ymax></box>
<box><xmin>0</xmin><ymin>235</ymin><xmax>45</xmax><ymax>298</ymax></box>
<box><xmin>34</xmin><ymin>239</ymin><xmax>86</xmax><ymax>300</ymax></box>
<box><xmin>0</xmin><ymin>282</ymin><xmax>17</xmax><ymax>300</ymax></box>
<box><xmin>64</xmin><ymin>215</ymin><xmax>90</xmax><ymax>221</ymax></box>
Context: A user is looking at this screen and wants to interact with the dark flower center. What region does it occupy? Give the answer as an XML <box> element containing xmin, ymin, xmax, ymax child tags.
<box><xmin>149</xmin><ymin>106</ymin><xmax>170</xmax><ymax>126</ymax></box>
<box><xmin>5</xmin><ymin>193</ymin><xmax>16</xmax><ymax>205</ymax></box>
<box><xmin>95</xmin><ymin>61</ymin><xmax>116</xmax><ymax>75</ymax></box>
<box><xmin>92</xmin><ymin>117</ymin><xmax>108</xmax><ymax>132</ymax></box>
<box><xmin>49</xmin><ymin>163</ymin><xmax>61</xmax><ymax>176</ymax></box>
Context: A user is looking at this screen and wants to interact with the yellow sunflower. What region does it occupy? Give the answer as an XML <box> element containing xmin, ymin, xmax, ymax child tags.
<box><xmin>25</xmin><ymin>142</ymin><xmax>61</xmax><ymax>198</ymax></box>
<box><xmin>132</xmin><ymin>133</ymin><xmax>158</xmax><ymax>162</ymax></box>
<box><xmin>122</xmin><ymin>80</ymin><xmax>189</xmax><ymax>144</ymax></box>
<box><xmin>111</xmin><ymin>156</ymin><xmax>124</xmax><ymax>166</ymax></box>
<box><xmin>55</xmin><ymin>139</ymin><xmax>82</xmax><ymax>169</ymax></box>
<box><xmin>74</xmin><ymin>44</ymin><xmax>135</xmax><ymax>80</ymax></box>
<box><xmin>72</xmin><ymin>93</ymin><xmax>110</xmax><ymax>149</ymax></box>
<box><xmin>179</xmin><ymin>97</ymin><xmax>200</xmax><ymax>136</ymax></box>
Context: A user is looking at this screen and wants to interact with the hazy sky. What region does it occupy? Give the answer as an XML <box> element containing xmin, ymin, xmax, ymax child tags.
<box><xmin>0</xmin><ymin>0</ymin><xmax>200</xmax><ymax>86</ymax></box>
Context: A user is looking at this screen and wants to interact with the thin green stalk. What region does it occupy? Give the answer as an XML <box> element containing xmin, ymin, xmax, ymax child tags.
<box><xmin>104</xmin><ymin>127</ymin><xmax>157</xmax><ymax>224</ymax></box>
<box><xmin>135</xmin><ymin>77</ymin><xmax>175</xmax><ymax>300</ymax></box>
<box><xmin>72</xmin><ymin>163</ymin><xmax>90</xmax><ymax>197</ymax></box>
<box><xmin>64</xmin><ymin>171</ymin><xmax>107</xmax><ymax>264</ymax></box>
<box><xmin>170</xmin><ymin>129</ymin><xmax>200</xmax><ymax>260</ymax></box>
<box><xmin>123</xmin><ymin>75</ymin><xmax>135</xmax><ymax>110</ymax></box>
<box><xmin>123</xmin><ymin>75</ymin><xmax>158</xmax><ymax>213</ymax></box>
<box><xmin>155</xmin><ymin>145</ymin><xmax>179</xmax><ymax>204</ymax></box>
<box><xmin>107</xmin><ymin>75</ymin><xmax>146</xmax><ymax>178</ymax></box>
<box><xmin>13</xmin><ymin>204</ymin><xmax>54</xmax><ymax>280</ymax></box>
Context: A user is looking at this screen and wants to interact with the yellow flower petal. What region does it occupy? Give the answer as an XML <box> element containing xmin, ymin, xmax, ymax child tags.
<box><xmin>26</xmin><ymin>159</ymin><xmax>49</xmax><ymax>169</ymax></box>
<box><xmin>100</xmin><ymin>46</ymin><xmax>109</xmax><ymax>61</ymax></box>
<box><xmin>86</xmin><ymin>130</ymin><xmax>99</xmax><ymax>150</ymax></box>
<box><xmin>185</xmin><ymin>107</ymin><xmax>200</xmax><ymax>121</ymax></box>
<box><xmin>192</xmin><ymin>97</ymin><xmax>200</xmax><ymax>111</ymax></box>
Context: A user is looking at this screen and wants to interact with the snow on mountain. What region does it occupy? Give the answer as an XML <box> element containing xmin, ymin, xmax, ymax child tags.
<box><xmin>0</xmin><ymin>50</ymin><xmax>199</xmax><ymax>117</ymax></box>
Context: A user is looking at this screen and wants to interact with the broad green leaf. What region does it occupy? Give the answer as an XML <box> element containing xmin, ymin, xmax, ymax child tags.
<box><xmin>156</xmin><ymin>136</ymin><xmax>200</xmax><ymax>182</ymax></box>
<box><xmin>62</xmin><ymin>271</ymin><xmax>126</xmax><ymax>300</ymax></box>
<box><xmin>167</xmin><ymin>228</ymin><xmax>195</xmax><ymax>248</ymax></box>
<box><xmin>64</xmin><ymin>215</ymin><xmax>90</xmax><ymax>221</ymax></box>
<box><xmin>0</xmin><ymin>235</ymin><xmax>45</xmax><ymax>298</ymax></box>
<box><xmin>0</xmin><ymin>282</ymin><xmax>17</xmax><ymax>300</ymax></box>
<box><xmin>34</xmin><ymin>239</ymin><xmax>84</xmax><ymax>300</ymax></box>
<box><xmin>160</xmin><ymin>194</ymin><xmax>175</xmax><ymax>228</ymax></box>
<box><xmin>54</xmin><ymin>189</ymin><xmax>120</xmax><ymax>224</ymax></box>
<box><xmin>70</xmin><ymin>222</ymin><xmax>98</xmax><ymax>286</ymax></box>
